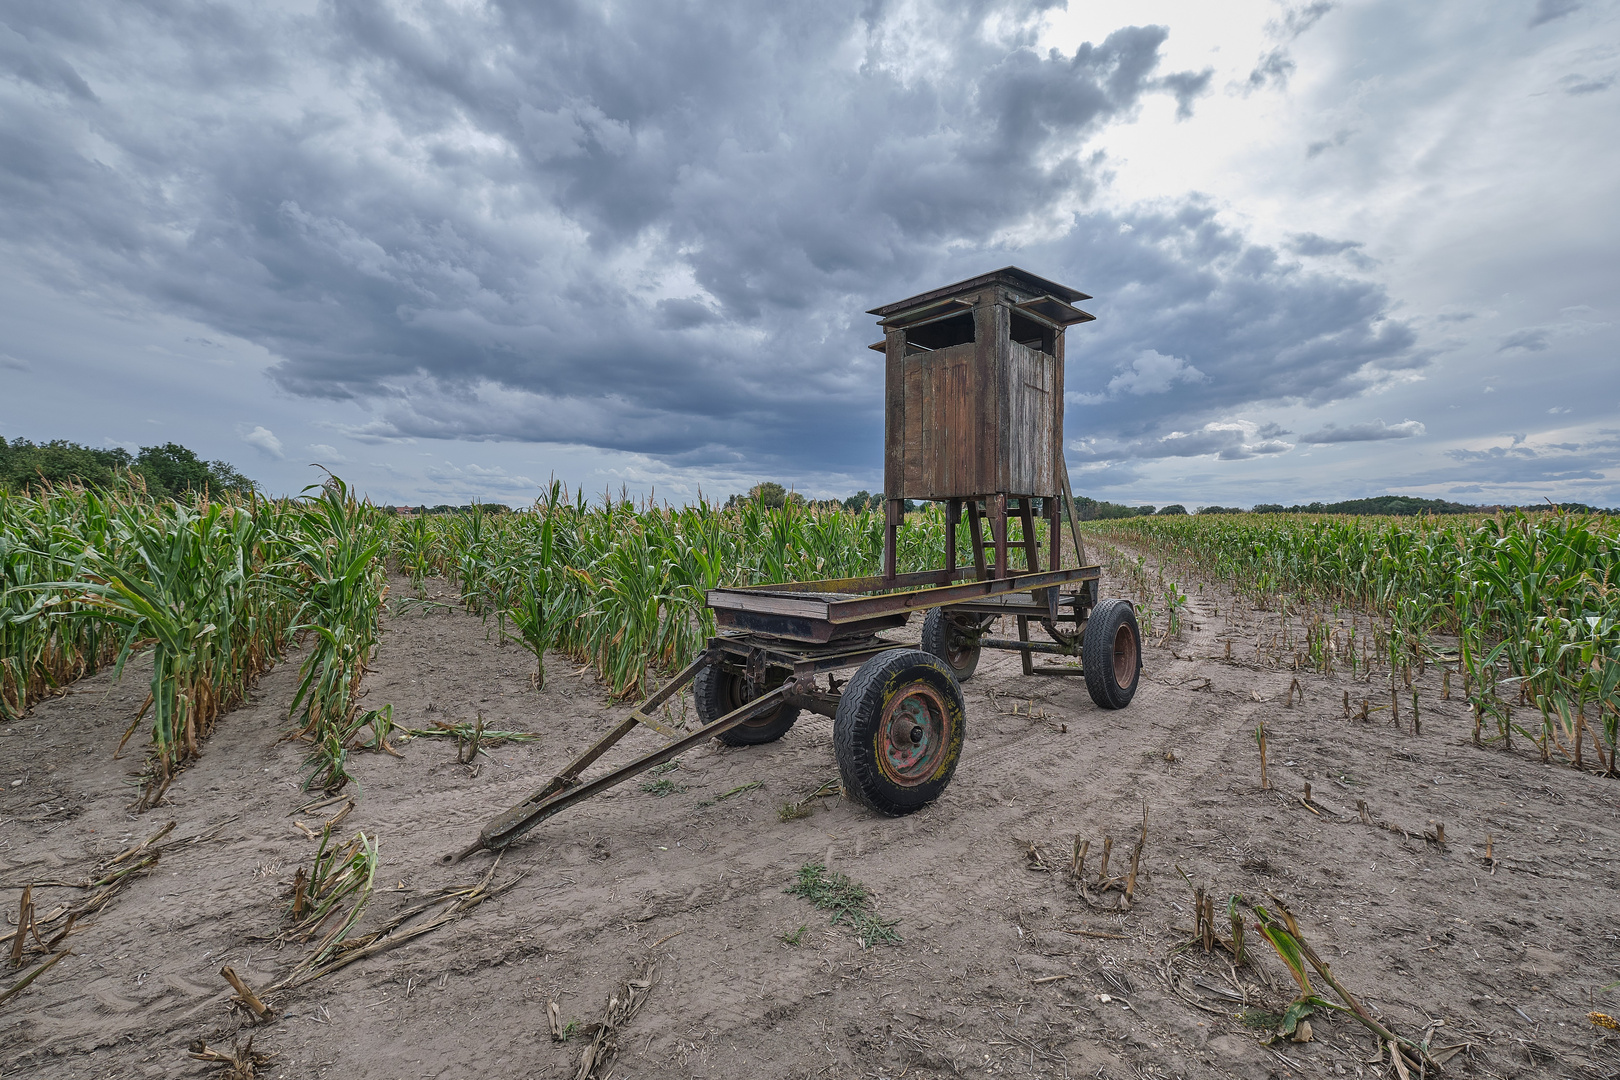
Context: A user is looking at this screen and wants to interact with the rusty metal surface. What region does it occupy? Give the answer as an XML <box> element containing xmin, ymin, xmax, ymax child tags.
<box><xmin>458</xmin><ymin>677</ymin><xmax>801</xmax><ymax>859</ymax></box>
<box><xmin>708</xmin><ymin>633</ymin><xmax>905</xmax><ymax>677</ymax></box>
<box><xmin>706</xmin><ymin>565</ymin><xmax>1099</xmax><ymax>645</ymax></box>
<box><xmin>823</xmin><ymin>565</ymin><xmax>1097</xmax><ymax>621</ymax></box>
<box><xmin>725</xmin><ymin>567</ymin><xmax>975</xmax><ymax>596</ymax></box>
<box><xmin>979</xmin><ymin>636</ymin><xmax>1076</xmax><ymax>655</ymax></box>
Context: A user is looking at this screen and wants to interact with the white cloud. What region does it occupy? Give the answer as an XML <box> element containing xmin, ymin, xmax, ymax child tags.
<box><xmin>306</xmin><ymin>443</ymin><xmax>350</xmax><ymax>464</ymax></box>
<box><xmin>240</xmin><ymin>425</ymin><xmax>285</xmax><ymax>459</ymax></box>
<box><xmin>1074</xmin><ymin>350</ymin><xmax>1208</xmax><ymax>403</ymax></box>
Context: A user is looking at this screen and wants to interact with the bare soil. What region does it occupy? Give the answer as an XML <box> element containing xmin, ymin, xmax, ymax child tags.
<box><xmin>4</xmin><ymin>560</ymin><xmax>1619</xmax><ymax>1080</ymax></box>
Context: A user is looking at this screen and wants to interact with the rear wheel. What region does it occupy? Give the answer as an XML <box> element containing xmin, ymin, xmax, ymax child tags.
<box><xmin>693</xmin><ymin>661</ymin><xmax>800</xmax><ymax>746</ymax></box>
<box><xmin>920</xmin><ymin>608</ymin><xmax>984</xmax><ymax>682</ymax></box>
<box><xmin>1083</xmin><ymin>598</ymin><xmax>1141</xmax><ymax>710</ymax></box>
<box><xmin>833</xmin><ymin>649</ymin><xmax>966</xmax><ymax>815</ymax></box>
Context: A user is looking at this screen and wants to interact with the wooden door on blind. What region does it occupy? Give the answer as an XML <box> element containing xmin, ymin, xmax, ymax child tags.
<box><xmin>1006</xmin><ymin>342</ymin><xmax>1056</xmax><ymax>495</ymax></box>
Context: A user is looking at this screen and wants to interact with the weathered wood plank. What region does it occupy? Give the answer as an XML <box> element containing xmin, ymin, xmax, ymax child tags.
<box><xmin>884</xmin><ymin>329</ymin><xmax>906</xmax><ymax>499</ymax></box>
<box><xmin>903</xmin><ymin>356</ymin><xmax>924</xmax><ymax>493</ymax></box>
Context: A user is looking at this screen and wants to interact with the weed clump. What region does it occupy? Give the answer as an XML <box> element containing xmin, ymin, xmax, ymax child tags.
<box><xmin>787</xmin><ymin>862</ymin><xmax>901</xmax><ymax>948</ymax></box>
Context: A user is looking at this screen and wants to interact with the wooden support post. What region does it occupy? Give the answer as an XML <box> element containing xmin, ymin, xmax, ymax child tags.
<box><xmin>1042</xmin><ymin>494</ymin><xmax>1062</xmax><ymax>615</ymax></box>
<box><xmin>990</xmin><ymin>493</ymin><xmax>1009</xmax><ymax>580</ymax></box>
<box><xmin>1045</xmin><ymin>494</ymin><xmax>1062</xmax><ymax>571</ymax></box>
<box><xmin>1058</xmin><ymin>459</ymin><xmax>1088</xmax><ymax>568</ymax></box>
<box><xmin>883</xmin><ymin>498</ymin><xmax>902</xmax><ymax>582</ymax></box>
<box><xmin>966</xmin><ymin>500</ymin><xmax>988</xmax><ymax>581</ymax></box>
<box><xmin>945</xmin><ymin>499</ymin><xmax>959</xmax><ymax>575</ymax></box>
<box><xmin>1018</xmin><ymin>614</ymin><xmax>1035</xmax><ymax>676</ymax></box>
<box><xmin>1018</xmin><ymin>497</ymin><xmax>1040</xmax><ymax>574</ymax></box>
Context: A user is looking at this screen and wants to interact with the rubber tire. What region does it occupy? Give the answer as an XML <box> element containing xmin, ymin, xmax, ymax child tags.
<box><xmin>920</xmin><ymin>607</ymin><xmax>982</xmax><ymax>682</ymax></box>
<box><xmin>833</xmin><ymin>649</ymin><xmax>967</xmax><ymax>816</ymax></box>
<box><xmin>693</xmin><ymin>662</ymin><xmax>800</xmax><ymax>746</ymax></box>
<box><xmin>1083</xmin><ymin>598</ymin><xmax>1142</xmax><ymax>710</ymax></box>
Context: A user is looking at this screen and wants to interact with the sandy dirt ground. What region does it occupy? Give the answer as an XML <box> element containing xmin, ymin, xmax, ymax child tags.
<box><xmin>4</xmin><ymin>555</ymin><xmax>1620</xmax><ymax>1080</ymax></box>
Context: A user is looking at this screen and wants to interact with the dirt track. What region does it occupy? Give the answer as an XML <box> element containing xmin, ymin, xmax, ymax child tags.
<box><xmin>4</xmin><ymin>559</ymin><xmax>1620</xmax><ymax>1079</ymax></box>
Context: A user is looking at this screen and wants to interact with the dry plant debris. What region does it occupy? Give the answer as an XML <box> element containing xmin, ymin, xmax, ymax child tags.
<box><xmin>1250</xmin><ymin>895</ymin><xmax>1458</xmax><ymax>1070</ymax></box>
<box><xmin>574</xmin><ymin>962</ymin><xmax>655</xmax><ymax>1080</ymax></box>
<box><xmin>269</xmin><ymin>856</ymin><xmax>518</xmax><ymax>994</ymax></box>
<box><xmin>1169</xmin><ymin>875</ymin><xmax>1466</xmax><ymax>1070</ymax></box>
<box><xmin>1063</xmin><ymin>805</ymin><xmax>1149</xmax><ymax>910</ymax></box>
<box><xmin>187</xmin><ymin>1035</ymin><xmax>273</xmax><ymax>1079</ymax></box>
<box><xmin>1</xmin><ymin>818</ymin><xmax>182</xmax><ymax>995</ymax></box>
<box><xmin>778</xmin><ymin>777</ymin><xmax>840</xmax><ymax>821</ymax></box>
<box><xmin>0</xmin><ymin>949</ymin><xmax>71</xmax><ymax>1010</ymax></box>
<box><xmin>284</xmin><ymin>827</ymin><xmax>378</xmax><ymax>967</ymax></box>
<box><xmin>221</xmin><ymin>965</ymin><xmax>274</xmax><ymax>1023</ymax></box>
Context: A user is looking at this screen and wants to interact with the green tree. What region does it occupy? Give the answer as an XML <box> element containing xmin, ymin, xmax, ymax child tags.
<box><xmin>135</xmin><ymin>443</ymin><xmax>216</xmax><ymax>497</ymax></box>
<box><xmin>0</xmin><ymin>438</ymin><xmax>131</xmax><ymax>492</ymax></box>
<box><xmin>0</xmin><ymin>436</ymin><xmax>255</xmax><ymax>497</ymax></box>
<box><xmin>749</xmin><ymin>481</ymin><xmax>789</xmax><ymax>508</ymax></box>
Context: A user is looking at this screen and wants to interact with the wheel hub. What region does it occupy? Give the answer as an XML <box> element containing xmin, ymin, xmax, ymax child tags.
<box><xmin>1112</xmin><ymin>623</ymin><xmax>1138</xmax><ymax>685</ymax></box>
<box><xmin>878</xmin><ymin>685</ymin><xmax>948</xmax><ymax>786</ymax></box>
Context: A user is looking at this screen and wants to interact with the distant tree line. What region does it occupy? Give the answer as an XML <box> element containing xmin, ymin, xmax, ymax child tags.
<box><xmin>382</xmin><ymin>504</ymin><xmax>514</xmax><ymax>516</ymax></box>
<box><xmin>1228</xmin><ymin>496</ymin><xmax>1615</xmax><ymax>516</ymax></box>
<box><xmin>0</xmin><ymin>437</ymin><xmax>256</xmax><ymax>499</ymax></box>
<box><xmin>724</xmin><ymin>483</ymin><xmax>903</xmax><ymax>512</ymax></box>
<box><xmin>726</xmin><ymin>485</ymin><xmax>1616</xmax><ymax>519</ymax></box>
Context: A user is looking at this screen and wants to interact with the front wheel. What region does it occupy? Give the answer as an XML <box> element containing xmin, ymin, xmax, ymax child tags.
<box><xmin>1083</xmin><ymin>598</ymin><xmax>1141</xmax><ymax>710</ymax></box>
<box><xmin>833</xmin><ymin>649</ymin><xmax>967</xmax><ymax>816</ymax></box>
<box><xmin>920</xmin><ymin>607</ymin><xmax>984</xmax><ymax>682</ymax></box>
<box><xmin>693</xmin><ymin>661</ymin><xmax>800</xmax><ymax>746</ymax></box>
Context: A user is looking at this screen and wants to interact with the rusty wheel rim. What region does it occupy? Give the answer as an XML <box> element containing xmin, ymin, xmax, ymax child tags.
<box><xmin>726</xmin><ymin>671</ymin><xmax>781</xmax><ymax>727</ymax></box>
<box><xmin>945</xmin><ymin>620</ymin><xmax>978</xmax><ymax>670</ymax></box>
<box><xmin>877</xmin><ymin>683</ymin><xmax>948</xmax><ymax>786</ymax></box>
<box><xmin>1112</xmin><ymin>622</ymin><xmax>1138</xmax><ymax>687</ymax></box>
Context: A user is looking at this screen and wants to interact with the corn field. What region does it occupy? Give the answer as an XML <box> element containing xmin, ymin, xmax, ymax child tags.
<box><xmin>393</xmin><ymin>483</ymin><xmax>1063</xmax><ymax>700</ymax></box>
<box><xmin>16</xmin><ymin>472</ymin><xmax>1611</xmax><ymax>795</ymax></box>
<box><xmin>1087</xmin><ymin>511</ymin><xmax>1620</xmax><ymax>775</ymax></box>
<box><xmin>0</xmin><ymin>480</ymin><xmax>389</xmax><ymax>803</ymax></box>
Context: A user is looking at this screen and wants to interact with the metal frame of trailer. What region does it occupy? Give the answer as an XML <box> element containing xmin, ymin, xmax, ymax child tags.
<box><xmin>451</xmin><ymin>561</ymin><xmax>1114</xmax><ymax>862</ymax></box>
<box><xmin>452</xmin><ymin>268</ymin><xmax>1144</xmax><ymax>862</ymax></box>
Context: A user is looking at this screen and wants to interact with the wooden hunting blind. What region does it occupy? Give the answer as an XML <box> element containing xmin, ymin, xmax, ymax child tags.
<box><xmin>868</xmin><ymin>266</ymin><xmax>1094</xmax><ymax>581</ymax></box>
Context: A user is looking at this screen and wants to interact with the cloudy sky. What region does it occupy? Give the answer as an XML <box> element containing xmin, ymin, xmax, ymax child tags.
<box><xmin>2</xmin><ymin>0</ymin><xmax>1617</xmax><ymax>508</ymax></box>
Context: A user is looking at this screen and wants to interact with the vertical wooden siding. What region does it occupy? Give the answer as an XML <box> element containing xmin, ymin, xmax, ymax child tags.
<box><xmin>883</xmin><ymin>291</ymin><xmax>1065</xmax><ymax>501</ymax></box>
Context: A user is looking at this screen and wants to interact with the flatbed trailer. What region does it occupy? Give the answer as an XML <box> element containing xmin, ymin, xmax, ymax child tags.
<box><xmin>451</xmin><ymin>560</ymin><xmax>1139</xmax><ymax>862</ymax></box>
<box><xmin>453</xmin><ymin>267</ymin><xmax>1144</xmax><ymax>861</ymax></box>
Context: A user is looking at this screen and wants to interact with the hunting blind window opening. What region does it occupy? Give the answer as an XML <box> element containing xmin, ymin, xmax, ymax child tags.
<box><xmin>903</xmin><ymin>310</ymin><xmax>977</xmax><ymax>353</ymax></box>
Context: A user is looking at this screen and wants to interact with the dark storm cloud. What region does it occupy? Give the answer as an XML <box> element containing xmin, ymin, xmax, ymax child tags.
<box><xmin>1298</xmin><ymin>418</ymin><xmax>1424</xmax><ymax>443</ymax></box>
<box><xmin>1499</xmin><ymin>328</ymin><xmax>1552</xmax><ymax>352</ymax></box>
<box><xmin>1530</xmin><ymin>0</ymin><xmax>1582</xmax><ymax>28</ymax></box>
<box><xmin>1561</xmin><ymin>73</ymin><xmax>1615</xmax><ymax>95</ymax></box>
<box><xmin>1287</xmin><ymin>231</ymin><xmax>1375</xmax><ymax>270</ymax></box>
<box><xmin>0</xmin><ymin>0</ymin><xmax>1408</xmax><ymax>476</ymax></box>
<box><xmin>1060</xmin><ymin>200</ymin><xmax>1417</xmax><ymax>445</ymax></box>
